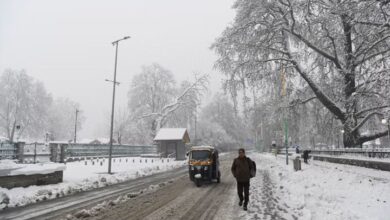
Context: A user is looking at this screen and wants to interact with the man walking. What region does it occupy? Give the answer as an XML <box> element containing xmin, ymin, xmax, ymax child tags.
<box><xmin>231</xmin><ymin>148</ymin><xmax>253</xmax><ymax>211</ymax></box>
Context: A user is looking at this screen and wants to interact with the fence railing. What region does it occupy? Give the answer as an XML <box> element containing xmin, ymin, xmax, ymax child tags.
<box><xmin>22</xmin><ymin>142</ymin><xmax>51</xmax><ymax>163</ymax></box>
<box><xmin>0</xmin><ymin>142</ymin><xmax>159</xmax><ymax>163</ymax></box>
<box><xmin>0</xmin><ymin>142</ymin><xmax>16</xmax><ymax>159</ymax></box>
<box><xmin>287</xmin><ymin>147</ymin><xmax>390</xmax><ymax>160</ymax></box>
<box><xmin>309</xmin><ymin>148</ymin><xmax>390</xmax><ymax>159</ymax></box>
<box><xmin>65</xmin><ymin>144</ymin><xmax>158</xmax><ymax>158</ymax></box>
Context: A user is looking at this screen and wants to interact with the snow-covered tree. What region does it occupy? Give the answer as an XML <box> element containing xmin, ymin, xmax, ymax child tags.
<box><xmin>197</xmin><ymin>94</ymin><xmax>248</xmax><ymax>150</ymax></box>
<box><xmin>128</xmin><ymin>63</ymin><xmax>177</xmax><ymax>138</ymax></box>
<box><xmin>213</xmin><ymin>0</ymin><xmax>390</xmax><ymax>148</ymax></box>
<box><xmin>0</xmin><ymin>69</ymin><xmax>52</xmax><ymax>142</ymax></box>
<box><xmin>127</xmin><ymin>63</ymin><xmax>208</xmax><ymax>143</ymax></box>
<box><xmin>47</xmin><ymin>97</ymin><xmax>85</xmax><ymax>141</ymax></box>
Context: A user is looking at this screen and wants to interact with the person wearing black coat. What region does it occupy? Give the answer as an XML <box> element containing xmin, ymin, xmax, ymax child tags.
<box><xmin>303</xmin><ymin>150</ymin><xmax>311</xmax><ymax>163</ymax></box>
<box><xmin>231</xmin><ymin>148</ymin><xmax>254</xmax><ymax>211</ymax></box>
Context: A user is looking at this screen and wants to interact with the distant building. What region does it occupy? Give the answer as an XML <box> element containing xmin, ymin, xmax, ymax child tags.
<box><xmin>154</xmin><ymin>128</ymin><xmax>190</xmax><ymax>160</ymax></box>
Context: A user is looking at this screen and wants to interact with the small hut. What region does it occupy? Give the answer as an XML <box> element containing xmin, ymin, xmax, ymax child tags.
<box><xmin>154</xmin><ymin>128</ymin><xmax>190</xmax><ymax>160</ymax></box>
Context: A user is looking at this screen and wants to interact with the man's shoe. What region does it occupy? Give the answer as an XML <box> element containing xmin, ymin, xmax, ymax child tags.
<box><xmin>239</xmin><ymin>200</ymin><xmax>243</xmax><ymax>206</ymax></box>
<box><xmin>243</xmin><ymin>206</ymin><xmax>248</xmax><ymax>211</ymax></box>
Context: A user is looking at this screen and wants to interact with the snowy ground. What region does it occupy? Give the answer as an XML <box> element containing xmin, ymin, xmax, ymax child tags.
<box><xmin>0</xmin><ymin>157</ymin><xmax>186</xmax><ymax>210</ymax></box>
<box><xmin>243</xmin><ymin>153</ymin><xmax>390</xmax><ymax>220</ymax></box>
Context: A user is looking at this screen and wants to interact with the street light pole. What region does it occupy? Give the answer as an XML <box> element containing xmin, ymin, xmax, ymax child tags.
<box><xmin>387</xmin><ymin>121</ymin><xmax>390</xmax><ymax>148</ymax></box>
<box><xmin>108</xmin><ymin>36</ymin><xmax>130</xmax><ymax>174</ymax></box>
<box><xmin>74</xmin><ymin>109</ymin><xmax>79</xmax><ymax>143</ymax></box>
<box><xmin>194</xmin><ymin>102</ymin><xmax>197</xmax><ymax>146</ymax></box>
<box><xmin>383</xmin><ymin>118</ymin><xmax>390</xmax><ymax>148</ymax></box>
<box><xmin>281</xmin><ymin>67</ymin><xmax>288</xmax><ymax>165</ymax></box>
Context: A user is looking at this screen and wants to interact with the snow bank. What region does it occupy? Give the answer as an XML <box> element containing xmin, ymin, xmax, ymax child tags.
<box><xmin>0</xmin><ymin>160</ymin><xmax>65</xmax><ymax>176</ymax></box>
<box><xmin>10</xmin><ymin>163</ymin><xmax>66</xmax><ymax>176</ymax></box>
<box><xmin>0</xmin><ymin>157</ymin><xmax>186</xmax><ymax>210</ymax></box>
<box><xmin>248</xmin><ymin>153</ymin><xmax>390</xmax><ymax>220</ymax></box>
<box><xmin>0</xmin><ymin>160</ymin><xmax>24</xmax><ymax>170</ymax></box>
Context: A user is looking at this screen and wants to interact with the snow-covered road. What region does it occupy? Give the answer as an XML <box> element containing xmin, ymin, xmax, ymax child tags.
<box><xmin>54</xmin><ymin>154</ymin><xmax>297</xmax><ymax>220</ymax></box>
<box><xmin>2</xmin><ymin>152</ymin><xmax>389</xmax><ymax>220</ymax></box>
<box><xmin>0</xmin><ymin>167</ymin><xmax>188</xmax><ymax>220</ymax></box>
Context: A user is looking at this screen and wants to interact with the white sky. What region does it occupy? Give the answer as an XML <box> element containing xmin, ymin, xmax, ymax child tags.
<box><xmin>0</xmin><ymin>0</ymin><xmax>235</xmax><ymax>138</ymax></box>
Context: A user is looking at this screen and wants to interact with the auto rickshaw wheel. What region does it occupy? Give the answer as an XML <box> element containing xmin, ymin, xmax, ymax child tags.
<box><xmin>195</xmin><ymin>179</ymin><xmax>201</xmax><ymax>187</ymax></box>
<box><xmin>217</xmin><ymin>171</ymin><xmax>221</xmax><ymax>183</ymax></box>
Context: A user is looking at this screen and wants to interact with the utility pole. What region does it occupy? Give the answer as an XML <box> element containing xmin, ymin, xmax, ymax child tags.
<box><xmin>382</xmin><ymin>118</ymin><xmax>390</xmax><ymax>147</ymax></box>
<box><xmin>74</xmin><ymin>109</ymin><xmax>79</xmax><ymax>143</ymax></box>
<box><xmin>386</xmin><ymin>118</ymin><xmax>390</xmax><ymax>148</ymax></box>
<box><xmin>107</xmin><ymin>36</ymin><xmax>130</xmax><ymax>174</ymax></box>
<box><xmin>281</xmin><ymin>67</ymin><xmax>288</xmax><ymax>165</ymax></box>
<box><xmin>194</xmin><ymin>102</ymin><xmax>197</xmax><ymax>146</ymax></box>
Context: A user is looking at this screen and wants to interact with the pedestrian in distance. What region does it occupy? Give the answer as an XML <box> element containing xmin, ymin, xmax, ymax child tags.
<box><xmin>272</xmin><ymin>141</ymin><xmax>277</xmax><ymax>157</ymax></box>
<box><xmin>303</xmin><ymin>150</ymin><xmax>311</xmax><ymax>163</ymax></box>
<box><xmin>231</xmin><ymin>148</ymin><xmax>256</xmax><ymax>211</ymax></box>
<box><xmin>295</xmin><ymin>145</ymin><xmax>300</xmax><ymax>154</ymax></box>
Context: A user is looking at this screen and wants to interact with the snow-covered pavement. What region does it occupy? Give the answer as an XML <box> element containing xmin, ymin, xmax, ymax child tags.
<box><xmin>0</xmin><ymin>157</ymin><xmax>186</xmax><ymax>210</ymax></box>
<box><xmin>245</xmin><ymin>153</ymin><xmax>390</xmax><ymax>220</ymax></box>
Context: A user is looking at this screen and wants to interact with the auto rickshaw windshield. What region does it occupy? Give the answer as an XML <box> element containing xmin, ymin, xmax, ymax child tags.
<box><xmin>191</xmin><ymin>150</ymin><xmax>210</xmax><ymax>161</ymax></box>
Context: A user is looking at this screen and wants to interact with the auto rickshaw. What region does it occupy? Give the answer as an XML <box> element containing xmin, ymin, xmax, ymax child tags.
<box><xmin>188</xmin><ymin>146</ymin><xmax>221</xmax><ymax>187</ymax></box>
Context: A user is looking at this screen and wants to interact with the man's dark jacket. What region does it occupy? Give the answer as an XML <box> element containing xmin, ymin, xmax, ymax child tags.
<box><xmin>231</xmin><ymin>156</ymin><xmax>253</xmax><ymax>183</ymax></box>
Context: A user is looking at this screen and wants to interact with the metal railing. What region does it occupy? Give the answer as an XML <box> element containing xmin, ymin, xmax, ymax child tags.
<box><xmin>309</xmin><ymin>148</ymin><xmax>390</xmax><ymax>159</ymax></box>
<box><xmin>0</xmin><ymin>142</ymin><xmax>16</xmax><ymax>159</ymax></box>
<box><xmin>288</xmin><ymin>147</ymin><xmax>390</xmax><ymax>160</ymax></box>
<box><xmin>65</xmin><ymin>144</ymin><xmax>158</xmax><ymax>158</ymax></box>
<box><xmin>22</xmin><ymin>142</ymin><xmax>51</xmax><ymax>163</ymax></box>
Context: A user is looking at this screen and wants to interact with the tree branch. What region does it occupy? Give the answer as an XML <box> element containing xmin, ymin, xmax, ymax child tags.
<box><xmin>283</xmin><ymin>1</ymin><xmax>344</xmax><ymax>71</ymax></box>
<box><xmin>351</xmin><ymin>112</ymin><xmax>383</xmax><ymax>133</ymax></box>
<box><xmin>288</xmin><ymin>96</ymin><xmax>317</xmax><ymax>108</ymax></box>
<box><xmin>283</xmin><ymin>31</ymin><xmax>346</xmax><ymax>121</ymax></box>
<box><xmin>355</xmin><ymin>34</ymin><xmax>390</xmax><ymax>58</ymax></box>
<box><xmin>356</xmin><ymin>105</ymin><xmax>390</xmax><ymax>117</ymax></box>
<box><xmin>359</xmin><ymin>129</ymin><xmax>389</xmax><ymax>144</ymax></box>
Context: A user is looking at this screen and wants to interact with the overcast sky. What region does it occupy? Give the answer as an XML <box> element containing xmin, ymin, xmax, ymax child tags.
<box><xmin>0</xmin><ymin>0</ymin><xmax>235</xmax><ymax>139</ymax></box>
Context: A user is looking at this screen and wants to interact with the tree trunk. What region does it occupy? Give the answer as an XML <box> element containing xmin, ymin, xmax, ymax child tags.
<box><xmin>341</xmin><ymin>14</ymin><xmax>360</xmax><ymax>148</ymax></box>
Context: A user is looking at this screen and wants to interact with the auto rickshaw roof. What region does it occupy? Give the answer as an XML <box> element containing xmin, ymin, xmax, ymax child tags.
<box><xmin>191</xmin><ymin>146</ymin><xmax>215</xmax><ymax>151</ymax></box>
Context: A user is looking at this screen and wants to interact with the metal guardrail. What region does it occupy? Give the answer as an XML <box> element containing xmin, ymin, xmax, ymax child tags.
<box><xmin>1</xmin><ymin>142</ymin><xmax>159</xmax><ymax>162</ymax></box>
<box><xmin>308</xmin><ymin>148</ymin><xmax>390</xmax><ymax>159</ymax></box>
<box><xmin>312</xmin><ymin>155</ymin><xmax>390</xmax><ymax>171</ymax></box>
<box><xmin>65</xmin><ymin>144</ymin><xmax>158</xmax><ymax>158</ymax></box>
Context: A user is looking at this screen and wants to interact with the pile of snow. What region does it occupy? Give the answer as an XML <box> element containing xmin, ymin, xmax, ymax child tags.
<box><xmin>0</xmin><ymin>160</ymin><xmax>24</xmax><ymax>170</ymax></box>
<box><xmin>0</xmin><ymin>160</ymin><xmax>65</xmax><ymax>176</ymax></box>
<box><xmin>0</xmin><ymin>157</ymin><xmax>186</xmax><ymax>210</ymax></box>
<box><xmin>0</xmin><ymin>136</ymin><xmax>9</xmax><ymax>142</ymax></box>
<box><xmin>245</xmin><ymin>153</ymin><xmax>390</xmax><ymax>220</ymax></box>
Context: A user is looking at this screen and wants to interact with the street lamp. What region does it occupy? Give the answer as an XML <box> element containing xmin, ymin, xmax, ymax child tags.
<box><xmin>381</xmin><ymin>118</ymin><xmax>390</xmax><ymax>147</ymax></box>
<box><xmin>107</xmin><ymin>36</ymin><xmax>130</xmax><ymax>174</ymax></box>
<box><xmin>74</xmin><ymin>109</ymin><xmax>79</xmax><ymax>143</ymax></box>
<box><xmin>338</xmin><ymin>129</ymin><xmax>345</xmax><ymax>148</ymax></box>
